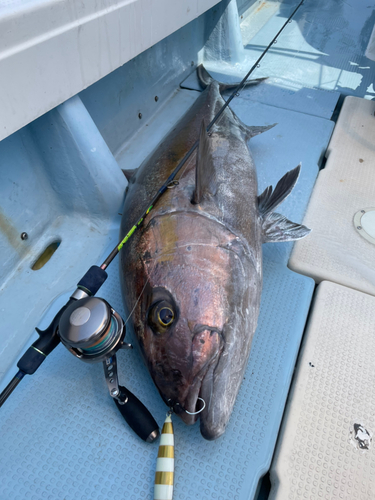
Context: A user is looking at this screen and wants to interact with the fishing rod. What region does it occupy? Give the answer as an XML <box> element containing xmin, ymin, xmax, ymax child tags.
<box><xmin>0</xmin><ymin>0</ymin><xmax>304</xmax><ymax>440</ymax></box>
<box><xmin>101</xmin><ymin>0</ymin><xmax>305</xmax><ymax>269</ymax></box>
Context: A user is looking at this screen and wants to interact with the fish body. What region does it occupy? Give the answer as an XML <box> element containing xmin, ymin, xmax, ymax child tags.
<box><xmin>120</xmin><ymin>66</ymin><xmax>310</xmax><ymax>440</ymax></box>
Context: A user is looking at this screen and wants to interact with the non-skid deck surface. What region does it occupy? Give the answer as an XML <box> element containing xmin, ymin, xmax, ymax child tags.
<box><xmin>269</xmin><ymin>281</ymin><xmax>375</xmax><ymax>500</ymax></box>
<box><xmin>290</xmin><ymin>96</ymin><xmax>375</xmax><ymax>295</ymax></box>
<box><xmin>0</xmin><ymin>245</ymin><xmax>313</xmax><ymax>500</ymax></box>
<box><xmin>0</xmin><ymin>77</ymin><xmax>332</xmax><ymax>498</ymax></box>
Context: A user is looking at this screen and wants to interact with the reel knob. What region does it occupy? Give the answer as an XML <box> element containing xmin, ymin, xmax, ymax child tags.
<box><xmin>59</xmin><ymin>296</ymin><xmax>125</xmax><ymax>363</ymax></box>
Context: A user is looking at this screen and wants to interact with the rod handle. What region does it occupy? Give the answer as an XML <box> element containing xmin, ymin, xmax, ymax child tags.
<box><xmin>114</xmin><ymin>386</ymin><xmax>159</xmax><ymax>443</ymax></box>
<box><xmin>0</xmin><ymin>371</ymin><xmax>25</xmax><ymax>408</ymax></box>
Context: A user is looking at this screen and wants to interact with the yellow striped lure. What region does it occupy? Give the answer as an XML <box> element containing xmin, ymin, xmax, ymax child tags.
<box><xmin>154</xmin><ymin>412</ymin><xmax>174</xmax><ymax>500</ymax></box>
<box><xmin>154</xmin><ymin>399</ymin><xmax>205</xmax><ymax>500</ymax></box>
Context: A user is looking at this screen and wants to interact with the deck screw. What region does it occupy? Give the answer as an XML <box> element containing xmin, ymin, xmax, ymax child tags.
<box><xmin>20</xmin><ymin>232</ymin><xmax>28</xmax><ymax>240</ymax></box>
<box><xmin>361</xmin><ymin>210</ymin><xmax>365</xmax><ymax>213</ymax></box>
<box><xmin>138</xmin><ymin>113</ymin><xmax>142</xmax><ymax>119</ymax></box>
<box><xmin>155</xmin><ymin>96</ymin><xmax>159</xmax><ymax>102</ymax></box>
<box><xmin>357</xmin><ymin>226</ymin><xmax>362</xmax><ymax>230</ymax></box>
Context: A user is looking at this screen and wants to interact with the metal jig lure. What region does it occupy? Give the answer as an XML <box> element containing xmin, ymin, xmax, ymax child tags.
<box><xmin>154</xmin><ymin>412</ymin><xmax>175</xmax><ymax>500</ymax></box>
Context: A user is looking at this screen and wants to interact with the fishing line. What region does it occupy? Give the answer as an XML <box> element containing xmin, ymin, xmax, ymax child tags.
<box><xmin>124</xmin><ymin>258</ymin><xmax>158</xmax><ymax>326</ymax></box>
<box><xmin>100</xmin><ymin>0</ymin><xmax>305</xmax><ymax>271</ymax></box>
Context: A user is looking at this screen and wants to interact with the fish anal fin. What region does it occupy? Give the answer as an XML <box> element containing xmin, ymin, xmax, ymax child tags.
<box><xmin>192</xmin><ymin>120</ymin><xmax>217</xmax><ymax>205</ymax></box>
<box><xmin>262</xmin><ymin>212</ymin><xmax>311</xmax><ymax>243</ymax></box>
<box><xmin>258</xmin><ymin>165</ymin><xmax>301</xmax><ymax>215</ymax></box>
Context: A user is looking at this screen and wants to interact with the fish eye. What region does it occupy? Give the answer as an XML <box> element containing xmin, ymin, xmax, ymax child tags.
<box><xmin>148</xmin><ymin>299</ymin><xmax>176</xmax><ymax>334</ymax></box>
<box><xmin>158</xmin><ymin>307</ymin><xmax>174</xmax><ymax>326</ymax></box>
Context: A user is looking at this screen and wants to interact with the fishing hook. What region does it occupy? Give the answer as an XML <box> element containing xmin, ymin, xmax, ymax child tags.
<box><xmin>185</xmin><ymin>397</ymin><xmax>206</xmax><ymax>415</ymax></box>
<box><xmin>167</xmin><ymin>397</ymin><xmax>206</xmax><ymax>415</ymax></box>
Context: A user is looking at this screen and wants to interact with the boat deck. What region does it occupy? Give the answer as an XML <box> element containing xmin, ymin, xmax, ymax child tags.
<box><xmin>1</xmin><ymin>1</ymin><xmax>375</xmax><ymax>499</ymax></box>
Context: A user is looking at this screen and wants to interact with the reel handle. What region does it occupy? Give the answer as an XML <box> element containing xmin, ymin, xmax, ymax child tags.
<box><xmin>114</xmin><ymin>386</ymin><xmax>159</xmax><ymax>443</ymax></box>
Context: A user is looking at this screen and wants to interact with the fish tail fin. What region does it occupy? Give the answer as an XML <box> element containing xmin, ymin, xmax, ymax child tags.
<box><xmin>258</xmin><ymin>164</ymin><xmax>311</xmax><ymax>243</ymax></box>
<box><xmin>219</xmin><ymin>77</ymin><xmax>268</xmax><ymax>92</ymax></box>
<box><xmin>196</xmin><ymin>64</ymin><xmax>274</xmax><ymax>139</ymax></box>
<box><xmin>197</xmin><ymin>65</ymin><xmax>214</xmax><ymax>88</ymax></box>
<box><xmin>196</xmin><ymin>64</ymin><xmax>267</xmax><ymax>91</ymax></box>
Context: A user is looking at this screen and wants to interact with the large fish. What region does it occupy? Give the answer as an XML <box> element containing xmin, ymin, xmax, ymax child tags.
<box><xmin>119</xmin><ymin>66</ymin><xmax>310</xmax><ymax>440</ymax></box>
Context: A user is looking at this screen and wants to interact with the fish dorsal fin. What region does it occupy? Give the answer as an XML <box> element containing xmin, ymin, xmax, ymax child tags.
<box><xmin>258</xmin><ymin>165</ymin><xmax>301</xmax><ymax>216</ymax></box>
<box><xmin>192</xmin><ymin>120</ymin><xmax>217</xmax><ymax>205</ymax></box>
<box><xmin>258</xmin><ymin>165</ymin><xmax>311</xmax><ymax>242</ymax></box>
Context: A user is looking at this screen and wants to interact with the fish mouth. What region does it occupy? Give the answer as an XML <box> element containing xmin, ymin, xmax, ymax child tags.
<box><xmin>173</xmin><ymin>327</ymin><xmax>224</xmax><ymax>426</ymax></box>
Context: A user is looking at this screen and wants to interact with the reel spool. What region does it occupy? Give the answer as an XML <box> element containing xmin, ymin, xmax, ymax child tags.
<box><xmin>59</xmin><ymin>296</ymin><xmax>128</xmax><ymax>363</ymax></box>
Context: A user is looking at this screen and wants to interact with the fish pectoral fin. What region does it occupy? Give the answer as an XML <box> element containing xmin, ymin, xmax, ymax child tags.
<box><xmin>191</xmin><ymin>120</ymin><xmax>217</xmax><ymax>205</ymax></box>
<box><xmin>258</xmin><ymin>164</ymin><xmax>301</xmax><ymax>216</ymax></box>
<box><xmin>262</xmin><ymin>212</ymin><xmax>311</xmax><ymax>242</ymax></box>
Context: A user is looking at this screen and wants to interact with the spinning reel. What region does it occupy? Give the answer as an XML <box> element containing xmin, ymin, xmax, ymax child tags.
<box><xmin>0</xmin><ymin>266</ymin><xmax>159</xmax><ymax>443</ymax></box>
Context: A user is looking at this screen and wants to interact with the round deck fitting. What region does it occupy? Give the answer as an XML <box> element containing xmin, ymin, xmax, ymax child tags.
<box><xmin>354</xmin><ymin>208</ymin><xmax>375</xmax><ymax>245</ymax></box>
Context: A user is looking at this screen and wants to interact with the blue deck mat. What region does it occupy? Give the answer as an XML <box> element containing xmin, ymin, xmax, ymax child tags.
<box><xmin>0</xmin><ymin>244</ymin><xmax>314</xmax><ymax>500</ymax></box>
<box><xmin>0</xmin><ymin>91</ymin><xmax>330</xmax><ymax>498</ymax></box>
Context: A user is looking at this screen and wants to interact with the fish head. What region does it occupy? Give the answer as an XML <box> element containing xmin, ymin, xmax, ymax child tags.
<box><xmin>123</xmin><ymin>212</ymin><xmax>261</xmax><ymax>440</ymax></box>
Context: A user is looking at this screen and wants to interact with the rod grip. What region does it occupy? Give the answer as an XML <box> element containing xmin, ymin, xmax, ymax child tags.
<box><xmin>77</xmin><ymin>266</ymin><xmax>108</xmax><ymax>296</ymax></box>
<box><xmin>114</xmin><ymin>386</ymin><xmax>159</xmax><ymax>443</ymax></box>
